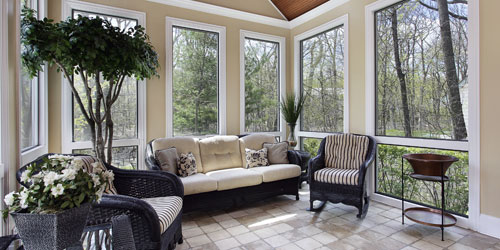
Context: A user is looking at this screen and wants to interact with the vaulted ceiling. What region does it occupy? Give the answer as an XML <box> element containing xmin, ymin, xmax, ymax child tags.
<box><xmin>193</xmin><ymin>0</ymin><xmax>332</xmax><ymax>21</ymax></box>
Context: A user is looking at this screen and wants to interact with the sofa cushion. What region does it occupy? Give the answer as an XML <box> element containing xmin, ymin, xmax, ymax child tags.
<box><xmin>152</xmin><ymin>137</ymin><xmax>203</xmax><ymax>173</ymax></box>
<box><xmin>249</xmin><ymin>164</ymin><xmax>301</xmax><ymax>182</ymax></box>
<box><xmin>141</xmin><ymin>196</ymin><xmax>183</xmax><ymax>234</ymax></box>
<box><xmin>263</xmin><ymin>142</ymin><xmax>289</xmax><ymax>164</ymax></box>
<box><xmin>180</xmin><ymin>173</ymin><xmax>218</xmax><ymax>195</ymax></box>
<box><xmin>314</xmin><ymin>168</ymin><xmax>359</xmax><ymax>185</ymax></box>
<box><xmin>155</xmin><ymin>147</ymin><xmax>178</xmax><ymax>174</ymax></box>
<box><xmin>199</xmin><ymin>136</ymin><xmax>243</xmax><ymax>173</ymax></box>
<box><xmin>206</xmin><ymin>168</ymin><xmax>263</xmax><ymax>191</ymax></box>
<box><xmin>239</xmin><ymin>134</ymin><xmax>276</xmax><ymax>167</ymax></box>
<box><xmin>245</xmin><ymin>148</ymin><xmax>269</xmax><ymax>168</ymax></box>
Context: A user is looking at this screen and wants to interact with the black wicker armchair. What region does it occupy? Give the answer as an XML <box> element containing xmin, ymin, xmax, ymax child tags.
<box><xmin>308</xmin><ymin>134</ymin><xmax>376</xmax><ymax>218</ymax></box>
<box><xmin>17</xmin><ymin>153</ymin><xmax>184</xmax><ymax>250</ymax></box>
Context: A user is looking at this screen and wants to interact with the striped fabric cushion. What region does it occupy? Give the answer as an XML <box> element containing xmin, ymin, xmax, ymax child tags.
<box><xmin>142</xmin><ymin>196</ymin><xmax>183</xmax><ymax>234</ymax></box>
<box><xmin>325</xmin><ymin>134</ymin><xmax>369</xmax><ymax>169</ymax></box>
<box><xmin>314</xmin><ymin>168</ymin><xmax>359</xmax><ymax>185</ymax></box>
<box><xmin>79</xmin><ymin>156</ymin><xmax>118</xmax><ymax>195</ymax></box>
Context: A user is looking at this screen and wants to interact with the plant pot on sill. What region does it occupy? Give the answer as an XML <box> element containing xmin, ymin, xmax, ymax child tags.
<box><xmin>11</xmin><ymin>203</ymin><xmax>91</xmax><ymax>250</ymax></box>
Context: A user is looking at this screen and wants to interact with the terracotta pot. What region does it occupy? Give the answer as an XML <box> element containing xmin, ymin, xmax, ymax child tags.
<box><xmin>403</xmin><ymin>153</ymin><xmax>458</xmax><ymax>176</ymax></box>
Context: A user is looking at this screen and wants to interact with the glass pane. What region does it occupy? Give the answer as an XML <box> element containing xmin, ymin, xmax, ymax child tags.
<box><xmin>300</xmin><ymin>25</ymin><xmax>344</xmax><ymax>133</ymax></box>
<box><xmin>244</xmin><ymin>38</ymin><xmax>279</xmax><ymax>132</ymax></box>
<box><xmin>20</xmin><ymin>0</ymin><xmax>39</xmax><ymax>151</ymax></box>
<box><xmin>375</xmin><ymin>0</ymin><xmax>468</xmax><ymax>141</ymax></box>
<box><xmin>172</xmin><ymin>26</ymin><xmax>219</xmax><ymax>136</ymax></box>
<box><xmin>300</xmin><ymin>137</ymin><xmax>322</xmax><ymax>158</ymax></box>
<box><xmin>73</xmin><ymin>146</ymin><xmax>138</xmax><ymax>170</ymax></box>
<box><xmin>376</xmin><ymin>144</ymin><xmax>469</xmax><ymax>216</ymax></box>
<box><xmin>71</xmin><ymin>10</ymin><xmax>138</xmax><ymax>142</ymax></box>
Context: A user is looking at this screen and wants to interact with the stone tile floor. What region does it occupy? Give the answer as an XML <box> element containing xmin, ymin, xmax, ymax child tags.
<box><xmin>178</xmin><ymin>185</ymin><xmax>500</xmax><ymax>250</ymax></box>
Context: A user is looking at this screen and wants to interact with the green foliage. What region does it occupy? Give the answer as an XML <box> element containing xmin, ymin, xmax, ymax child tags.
<box><xmin>376</xmin><ymin>144</ymin><xmax>469</xmax><ymax>215</ymax></box>
<box><xmin>172</xmin><ymin>27</ymin><xmax>218</xmax><ymax>136</ymax></box>
<box><xmin>21</xmin><ymin>8</ymin><xmax>159</xmax><ymax>81</ymax></box>
<box><xmin>3</xmin><ymin>155</ymin><xmax>113</xmax><ymax>217</ymax></box>
<box><xmin>302</xmin><ymin>137</ymin><xmax>322</xmax><ymax>157</ymax></box>
<box><xmin>280</xmin><ymin>93</ymin><xmax>306</xmax><ymax>124</ymax></box>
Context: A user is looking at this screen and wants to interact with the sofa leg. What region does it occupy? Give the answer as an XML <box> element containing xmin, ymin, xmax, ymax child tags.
<box><xmin>178</xmin><ymin>237</ymin><xmax>183</xmax><ymax>244</ymax></box>
<box><xmin>296</xmin><ymin>193</ymin><xmax>299</xmax><ymax>201</ymax></box>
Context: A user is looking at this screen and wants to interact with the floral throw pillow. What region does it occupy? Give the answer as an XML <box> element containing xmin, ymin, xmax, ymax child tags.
<box><xmin>177</xmin><ymin>152</ymin><xmax>197</xmax><ymax>177</ymax></box>
<box><xmin>245</xmin><ymin>148</ymin><xmax>269</xmax><ymax>168</ymax></box>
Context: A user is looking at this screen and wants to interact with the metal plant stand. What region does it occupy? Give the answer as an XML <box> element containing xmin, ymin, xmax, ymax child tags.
<box><xmin>401</xmin><ymin>154</ymin><xmax>458</xmax><ymax>241</ymax></box>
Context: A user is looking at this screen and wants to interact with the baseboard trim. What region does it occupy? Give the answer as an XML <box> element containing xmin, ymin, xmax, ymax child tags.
<box><xmin>478</xmin><ymin>213</ymin><xmax>500</xmax><ymax>239</ymax></box>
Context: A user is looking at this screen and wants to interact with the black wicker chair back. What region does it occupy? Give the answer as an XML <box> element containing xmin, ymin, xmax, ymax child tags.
<box><xmin>308</xmin><ymin>134</ymin><xmax>376</xmax><ymax>218</ymax></box>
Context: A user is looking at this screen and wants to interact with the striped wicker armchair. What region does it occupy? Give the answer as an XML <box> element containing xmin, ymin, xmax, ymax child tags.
<box><xmin>308</xmin><ymin>134</ymin><xmax>376</xmax><ymax>218</ymax></box>
<box><xmin>17</xmin><ymin>153</ymin><xmax>184</xmax><ymax>250</ymax></box>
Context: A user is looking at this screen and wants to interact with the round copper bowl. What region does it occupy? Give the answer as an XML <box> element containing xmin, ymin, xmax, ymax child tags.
<box><xmin>403</xmin><ymin>153</ymin><xmax>458</xmax><ymax>176</ymax></box>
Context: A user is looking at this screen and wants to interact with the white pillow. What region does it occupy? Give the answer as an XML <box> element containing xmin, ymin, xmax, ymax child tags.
<box><xmin>245</xmin><ymin>148</ymin><xmax>269</xmax><ymax>168</ymax></box>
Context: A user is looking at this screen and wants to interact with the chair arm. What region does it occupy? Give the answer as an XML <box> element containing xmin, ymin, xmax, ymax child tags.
<box><xmin>308</xmin><ymin>154</ymin><xmax>326</xmax><ymax>183</ymax></box>
<box><xmin>358</xmin><ymin>140</ymin><xmax>377</xmax><ymax>187</ymax></box>
<box><xmin>87</xmin><ymin>194</ymin><xmax>162</xmax><ymax>249</ymax></box>
<box><xmin>111</xmin><ymin>167</ymin><xmax>184</xmax><ymax>199</ymax></box>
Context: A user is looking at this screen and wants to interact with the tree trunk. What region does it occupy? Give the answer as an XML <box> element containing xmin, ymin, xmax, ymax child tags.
<box><xmin>436</xmin><ymin>0</ymin><xmax>467</xmax><ymax>140</ymax></box>
<box><xmin>391</xmin><ymin>9</ymin><xmax>412</xmax><ymax>137</ymax></box>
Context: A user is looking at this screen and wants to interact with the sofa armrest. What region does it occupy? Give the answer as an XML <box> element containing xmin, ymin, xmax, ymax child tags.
<box><xmin>287</xmin><ymin>150</ymin><xmax>302</xmax><ymax>166</ymax></box>
<box><xmin>145</xmin><ymin>141</ymin><xmax>161</xmax><ymax>171</ymax></box>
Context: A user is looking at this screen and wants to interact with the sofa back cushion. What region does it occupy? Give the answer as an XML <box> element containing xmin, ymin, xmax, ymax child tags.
<box><xmin>239</xmin><ymin>134</ymin><xmax>276</xmax><ymax>167</ymax></box>
<box><xmin>199</xmin><ymin>136</ymin><xmax>242</xmax><ymax>173</ymax></box>
<box><xmin>152</xmin><ymin>137</ymin><xmax>203</xmax><ymax>173</ymax></box>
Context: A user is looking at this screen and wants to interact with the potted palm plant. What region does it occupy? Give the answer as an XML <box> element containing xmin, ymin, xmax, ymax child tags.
<box><xmin>3</xmin><ymin>155</ymin><xmax>114</xmax><ymax>250</ymax></box>
<box><xmin>280</xmin><ymin>93</ymin><xmax>306</xmax><ymax>148</ymax></box>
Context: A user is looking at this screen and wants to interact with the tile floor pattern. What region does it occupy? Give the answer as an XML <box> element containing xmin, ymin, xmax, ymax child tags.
<box><xmin>178</xmin><ymin>185</ymin><xmax>500</xmax><ymax>250</ymax></box>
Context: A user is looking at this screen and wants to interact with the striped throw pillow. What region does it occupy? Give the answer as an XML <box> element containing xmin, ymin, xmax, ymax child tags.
<box><xmin>324</xmin><ymin>134</ymin><xmax>369</xmax><ymax>169</ymax></box>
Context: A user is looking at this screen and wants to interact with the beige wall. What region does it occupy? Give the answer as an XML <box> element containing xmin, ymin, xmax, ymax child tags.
<box><xmin>46</xmin><ymin>0</ymin><xmax>291</xmax><ymax>153</ymax></box>
<box><xmin>45</xmin><ymin>0</ymin><xmax>500</xmax><ymax>220</ymax></box>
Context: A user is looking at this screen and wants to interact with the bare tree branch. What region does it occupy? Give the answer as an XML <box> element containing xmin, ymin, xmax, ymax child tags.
<box><xmin>418</xmin><ymin>0</ymin><xmax>468</xmax><ymax>20</ymax></box>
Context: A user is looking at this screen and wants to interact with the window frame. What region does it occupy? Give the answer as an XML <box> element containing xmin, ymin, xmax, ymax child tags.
<box><xmin>61</xmin><ymin>0</ymin><xmax>147</xmax><ymax>169</ymax></box>
<box><xmin>239</xmin><ymin>30</ymin><xmax>286</xmax><ymax>140</ymax></box>
<box><xmin>20</xmin><ymin>0</ymin><xmax>48</xmax><ymax>167</ymax></box>
<box><xmin>293</xmin><ymin>14</ymin><xmax>349</xmax><ymax>146</ymax></box>
<box><xmin>364</xmin><ymin>0</ymin><xmax>480</xmax><ymax>229</ymax></box>
<box><xmin>165</xmin><ymin>17</ymin><xmax>227</xmax><ymax>138</ymax></box>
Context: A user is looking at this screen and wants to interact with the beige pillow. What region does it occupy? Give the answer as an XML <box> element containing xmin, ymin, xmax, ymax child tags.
<box><xmin>155</xmin><ymin>147</ymin><xmax>178</xmax><ymax>174</ymax></box>
<box><xmin>245</xmin><ymin>148</ymin><xmax>269</xmax><ymax>168</ymax></box>
<box><xmin>263</xmin><ymin>142</ymin><xmax>289</xmax><ymax>164</ymax></box>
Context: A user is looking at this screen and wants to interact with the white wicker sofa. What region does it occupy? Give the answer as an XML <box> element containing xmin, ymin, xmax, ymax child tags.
<box><xmin>146</xmin><ymin>134</ymin><xmax>305</xmax><ymax>212</ymax></box>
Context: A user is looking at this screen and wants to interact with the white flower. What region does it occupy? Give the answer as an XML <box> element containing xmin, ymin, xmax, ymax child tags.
<box><xmin>103</xmin><ymin>170</ymin><xmax>114</xmax><ymax>182</ymax></box>
<box><xmin>20</xmin><ymin>170</ymin><xmax>30</xmax><ymax>183</ymax></box>
<box><xmin>92</xmin><ymin>174</ymin><xmax>101</xmax><ymax>188</ymax></box>
<box><xmin>96</xmin><ymin>186</ymin><xmax>105</xmax><ymax>203</ymax></box>
<box><xmin>91</xmin><ymin>162</ymin><xmax>105</xmax><ymax>174</ymax></box>
<box><xmin>4</xmin><ymin>192</ymin><xmax>15</xmax><ymax>207</ymax></box>
<box><xmin>19</xmin><ymin>190</ymin><xmax>29</xmax><ymax>209</ymax></box>
<box><xmin>71</xmin><ymin>158</ymin><xmax>84</xmax><ymax>171</ymax></box>
<box><xmin>43</xmin><ymin>171</ymin><xmax>60</xmax><ymax>186</ymax></box>
<box><xmin>61</xmin><ymin>168</ymin><xmax>77</xmax><ymax>181</ymax></box>
<box><xmin>51</xmin><ymin>184</ymin><xmax>65</xmax><ymax>197</ymax></box>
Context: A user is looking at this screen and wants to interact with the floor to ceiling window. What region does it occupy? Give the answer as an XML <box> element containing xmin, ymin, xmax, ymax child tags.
<box><xmin>367</xmin><ymin>0</ymin><xmax>471</xmax><ymax>218</ymax></box>
<box><xmin>294</xmin><ymin>15</ymin><xmax>349</xmax><ymax>155</ymax></box>
<box><xmin>240</xmin><ymin>30</ymin><xmax>285</xmax><ymax>140</ymax></box>
<box><xmin>166</xmin><ymin>18</ymin><xmax>226</xmax><ymax>137</ymax></box>
<box><xmin>61</xmin><ymin>1</ymin><xmax>146</xmax><ymax>169</ymax></box>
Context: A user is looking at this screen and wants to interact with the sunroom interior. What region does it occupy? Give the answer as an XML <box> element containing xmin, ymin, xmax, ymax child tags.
<box><xmin>1</xmin><ymin>0</ymin><xmax>499</xmax><ymax>249</ymax></box>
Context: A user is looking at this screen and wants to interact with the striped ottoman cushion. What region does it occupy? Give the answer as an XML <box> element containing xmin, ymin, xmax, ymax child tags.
<box><xmin>142</xmin><ymin>196</ymin><xmax>183</xmax><ymax>234</ymax></box>
<box><xmin>314</xmin><ymin>168</ymin><xmax>359</xmax><ymax>185</ymax></box>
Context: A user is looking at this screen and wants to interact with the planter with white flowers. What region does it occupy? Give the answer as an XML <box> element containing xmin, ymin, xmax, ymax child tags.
<box><xmin>3</xmin><ymin>155</ymin><xmax>114</xmax><ymax>250</ymax></box>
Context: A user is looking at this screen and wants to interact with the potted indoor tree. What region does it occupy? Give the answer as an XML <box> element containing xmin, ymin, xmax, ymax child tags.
<box><xmin>20</xmin><ymin>8</ymin><xmax>159</xmax><ymax>165</ymax></box>
<box><xmin>280</xmin><ymin>93</ymin><xmax>306</xmax><ymax>148</ymax></box>
<box><xmin>3</xmin><ymin>155</ymin><xmax>114</xmax><ymax>250</ymax></box>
